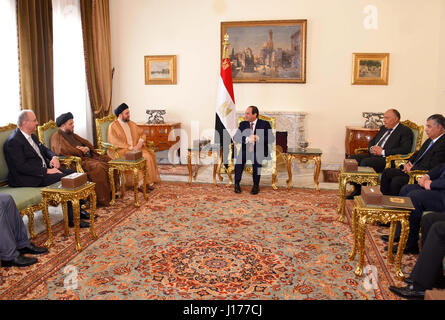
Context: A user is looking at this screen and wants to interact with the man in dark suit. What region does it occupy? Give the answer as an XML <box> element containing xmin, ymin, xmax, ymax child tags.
<box><xmin>3</xmin><ymin>110</ymin><xmax>90</xmax><ymax>228</ymax></box>
<box><xmin>384</xmin><ymin>162</ymin><xmax>445</xmax><ymax>254</ymax></box>
<box><xmin>0</xmin><ymin>193</ymin><xmax>48</xmax><ymax>268</ymax></box>
<box><xmin>347</xmin><ymin>109</ymin><xmax>413</xmax><ymax>199</ymax></box>
<box><xmin>380</xmin><ymin>114</ymin><xmax>445</xmax><ymax>196</ymax></box>
<box><xmin>389</xmin><ymin>214</ymin><xmax>445</xmax><ymax>299</ymax></box>
<box><xmin>233</xmin><ymin>106</ymin><xmax>275</xmax><ymax>195</ymax></box>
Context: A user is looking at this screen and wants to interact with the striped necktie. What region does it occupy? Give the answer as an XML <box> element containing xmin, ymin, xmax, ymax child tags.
<box><xmin>376</xmin><ymin>129</ymin><xmax>393</xmax><ymax>147</ymax></box>
<box><xmin>27</xmin><ymin>136</ymin><xmax>47</xmax><ymax>167</ymax></box>
<box><xmin>249</xmin><ymin>122</ymin><xmax>254</xmax><ymax>152</ymax></box>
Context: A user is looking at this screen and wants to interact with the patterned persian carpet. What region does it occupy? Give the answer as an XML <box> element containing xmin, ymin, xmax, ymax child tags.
<box><xmin>158</xmin><ymin>164</ymin><xmax>190</xmax><ymax>176</ymax></box>
<box><xmin>0</xmin><ymin>182</ymin><xmax>417</xmax><ymax>300</ymax></box>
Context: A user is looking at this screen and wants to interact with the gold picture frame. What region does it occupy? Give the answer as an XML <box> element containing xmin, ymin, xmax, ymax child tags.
<box><xmin>221</xmin><ymin>20</ymin><xmax>307</xmax><ymax>83</ymax></box>
<box><xmin>144</xmin><ymin>55</ymin><xmax>177</xmax><ymax>85</ymax></box>
<box><xmin>352</xmin><ymin>53</ymin><xmax>389</xmax><ymax>85</ymax></box>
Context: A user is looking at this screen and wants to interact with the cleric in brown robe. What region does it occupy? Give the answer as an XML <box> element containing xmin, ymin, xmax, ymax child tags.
<box><xmin>107</xmin><ymin>103</ymin><xmax>160</xmax><ymax>189</ymax></box>
<box><xmin>51</xmin><ymin>112</ymin><xmax>113</xmax><ymax>206</ymax></box>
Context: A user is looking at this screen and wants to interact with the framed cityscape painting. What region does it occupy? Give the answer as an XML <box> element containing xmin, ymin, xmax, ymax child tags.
<box><xmin>221</xmin><ymin>20</ymin><xmax>307</xmax><ymax>83</ymax></box>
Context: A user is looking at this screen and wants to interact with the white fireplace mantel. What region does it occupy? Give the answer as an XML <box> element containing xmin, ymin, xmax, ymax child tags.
<box><xmin>236</xmin><ymin>110</ymin><xmax>307</xmax><ymax>149</ymax></box>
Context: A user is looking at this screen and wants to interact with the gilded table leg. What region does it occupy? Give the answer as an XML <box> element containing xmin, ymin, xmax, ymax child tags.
<box><xmin>108</xmin><ymin>167</ymin><xmax>116</xmax><ymax>206</ymax></box>
<box><xmin>143</xmin><ymin>164</ymin><xmax>148</xmax><ymax>200</ymax></box>
<box><xmin>313</xmin><ymin>155</ymin><xmax>321</xmax><ymax>191</ymax></box>
<box><xmin>42</xmin><ymin>199</ymin><xmax>53</xmax><ymax>248</ymax></box>
<box><xmin>388</xmin><ymin>221</ymin><xmax>397</xmax><ymax>263</ymax></box>
<box><xmin>348</xmin><ymin>206</ymin><xmax>358</xmax><ymax>261</ymax></box>
<box><xmin>337</xmin><ymin>174</ymin><xmax>347</xmax><ymax>223</ymax></box>
<box><xmin>193</xmin><ymin>151</ymin><xmax>199</xmax><ymax>181</ymax></box>
<box><xmin>89</xmin><ymin>190</ymin><xmax>98</xmax><ymax>240</ymax></box>
<box><xmin>62</xmin><ymin>201</ymin><xmax>69</xmax><ymax>237</ymax></box>
<box><xmin>72</xmin><ymin>199</ymin><xmax>82</xmax><ymax>252</ymax></box>
<box><xmin>187</xmin><ymin>150</ymin><xmax>193</xmax><ymax>184</ymax></box>
<box><xmin>133</xmin><ymin>168</ymin><xmax>140</xmax><ymax>207</ymax></box>
<box><xmin>354</xmin><ymin>215</ymin><xmax>367</xmax><ymax>277</ymax></box>
<box><xmin>226</xmin><ymin>165</ymin><xmax>233</xmax><ymax>186</ymax></box>
<box><xmin>395</xmin><ymin>218</ymin><xmax>410</xmax><ymax>280</ymax></box>
<box><xmin>286</xmin><ymin>155</ymin><xmax>293</xmax><ymax>189</ymax></box>
<box><xmin>272</xmin><ymin>169</ymin><xmax>278</xmax><ymax>190</ymax></box>
<box><xmin>26</xmin><ymin>211</ymin><xmax>37</xmax><ymax>239</ymax></box>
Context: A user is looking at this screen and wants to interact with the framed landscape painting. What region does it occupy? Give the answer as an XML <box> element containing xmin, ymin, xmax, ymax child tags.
<box><xmin>352</xmin><ymin>53</ymin><xmax>389</xmax><ymax>85</ymax></box>
<box><xmin>144</xmin><ymin>55</ymin><xmax>177</xmax><ymax>85</ymax></box>
<box><xmin>221</xmin><ymin>20</ymin><xmax>307</xmax><ymax>83</ymax></box>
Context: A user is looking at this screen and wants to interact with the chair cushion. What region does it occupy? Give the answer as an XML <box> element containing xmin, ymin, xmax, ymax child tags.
<box><xmin>0</xmin><ymin>186</ymin><xmax>42</xmax><ymax>212</ymax></box>
<box><xmin>100</xmin><ymin>121</ymin><xmax>111</xmax><ymax>144</ymax></box>
<box><xmin>410</xmin><ymin>128</ymin><xmax>419</xmax><ymax>153</ymax></box>
<box><xmin>42</xmin><ymin>126</ymin><xmax>59</xmax><ymax>150</ymax></box>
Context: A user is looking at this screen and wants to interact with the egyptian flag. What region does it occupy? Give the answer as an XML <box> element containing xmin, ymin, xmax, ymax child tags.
<box><xmin>215</xmin><ymin>34</ymin><xmax>237</xmax><ymax>165</ymax></box>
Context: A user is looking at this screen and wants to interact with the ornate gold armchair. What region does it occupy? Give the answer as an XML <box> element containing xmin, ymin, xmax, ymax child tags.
<box><xmin>37</xmin><ymin>120</ymin><xmax>83</xmax><ymax>173</ymax></box>
<box><xmin>95</xmin><ymin>114</ymin><xmax>119</xmax><ymax>159</ymax></box>
<box><xmin>223</xmin><ymin>115</ymin><xmax>279</xmax><ymax>189</ymax></box>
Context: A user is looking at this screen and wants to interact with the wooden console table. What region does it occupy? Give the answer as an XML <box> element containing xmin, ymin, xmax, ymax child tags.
<box><xmin>137</xmin><ymin>123</ymin><xmax>181</xmax><ymax>161</ymax></box>
<box><xmin>345</xmin><ymin>126</ymin><xmax>379</xmax><ymax>158</ymax></box>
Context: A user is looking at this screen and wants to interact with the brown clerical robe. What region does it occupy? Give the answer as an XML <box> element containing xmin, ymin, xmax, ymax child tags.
<box><xmin>51</xmin><ymin>130</ymin><xmax>113</xmax><ymax>205</ymax></box>
<box><xmin>107</xmin><ymin>120</ymin><xmax>160</xmax><ymax>187</ymax></box>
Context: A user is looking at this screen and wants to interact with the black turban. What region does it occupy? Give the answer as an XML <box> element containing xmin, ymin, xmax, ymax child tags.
<box><xmin>114</xmin><ymin>103</ymin><xmax>129</xmax><ymax>116</ymax></box>
<box><xmin>56</xmin><ymin>112</ymin><xmax>74</xmax><ymax>127</ymax></box>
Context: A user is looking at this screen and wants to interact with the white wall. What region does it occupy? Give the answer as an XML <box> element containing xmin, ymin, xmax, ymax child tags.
<box><xmin>110</xmin><ymin>0</ymin><xmax>444</xmax><ymax>165</ymax></box>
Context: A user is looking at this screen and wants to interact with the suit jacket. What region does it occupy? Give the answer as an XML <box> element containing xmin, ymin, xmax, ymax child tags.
<box><xmin>409</xmin><ymin>134</ymin><xmax>445</xmax><ymax>171</ymax></box>
<box><xmin>3</xmin><ymin>128</ymin><xmax>56</xmax><ymax>187</ymax></box>
<box><xmin>368</xmin><ymin>123</ymin><xmax>413</xmax><ymax>156</ymax></box>
<box><xmin>233</xmin><ymin>118</ymin><xmax>275</xmax><ymax>163</ymax></box>
<box><xmin>426</xmin><ymin>162</ymin><xmax>445</xmax><ymax>190</ymax></box>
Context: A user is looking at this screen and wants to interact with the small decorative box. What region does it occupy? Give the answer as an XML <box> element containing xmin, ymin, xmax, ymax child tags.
<box><xmin>61</xmin><ymin>173</ymin><xmax>88</xmax><ymax>189</ymax></box>
<box><xmin>125</xmin><ymin>150</ymin><xmax>143</xmax><ymax>160</ymax></box>
<box><xmin>361</xmin><ymin>186</ymin><xmax>383</xmax><ymax>205</ymax></box>
<box><xmin>344</xmin><ymin>159</ymin><xmax>358</xmax><ymax>171</ymax></box>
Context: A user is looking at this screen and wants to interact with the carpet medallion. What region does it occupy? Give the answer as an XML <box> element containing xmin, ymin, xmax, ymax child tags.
<box><xmin>0</xmin><ymin>182</ymin><xmax>414</xmax><ymax>300</ymax></box>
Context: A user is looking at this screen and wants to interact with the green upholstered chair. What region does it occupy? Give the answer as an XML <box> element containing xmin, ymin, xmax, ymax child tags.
<box><xmin>37</xmin><ymin>120</ymin><xmax>84</xmax><ymax>173</ymax></box>
<box><xmin>95</xmin><ymin>114</ymin><xmax>119</xmax><ymax>159</ymax></box>
<box><xmin>0</xmin><ymin>123</ymin><xmax>43</xmax><ymax>238</ymax></box>
<box><xmin>384</xmin><ymin>120</ymin><xmax>424</xmax><ymax>169</ymax></box>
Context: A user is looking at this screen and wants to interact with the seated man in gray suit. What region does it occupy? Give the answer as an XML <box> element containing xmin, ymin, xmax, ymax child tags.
<box><xmin>0</xmin><ymin>193</ymin><xmax>47</xmax><ymax>268</ymax></box>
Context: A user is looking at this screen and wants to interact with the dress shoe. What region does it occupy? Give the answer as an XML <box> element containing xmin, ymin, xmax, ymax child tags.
<box><xmin>80</xmin><ymin>210</ymin><xmax>98</xmax><ymax>220</ymax></box>
<box><xmin>234</xmin><ymin>184</ymin><xmax>241</xmax><ymax>193</ymax></box>
<box><xmin>389</xmin><ymin>284</ymin><xmax>425</xmax><ymax>299</ymax></box>
<box><xmin>381</xmin><ymin>235</ymin><xmax>400</xmax><ymax>243</ymax></box>
<box><xmin>250</xmin><ymin>185</ymin><xmax>259</xmax><ymax>195</ymax></box>
<box><xmin>385</xmin><ymin>244</ymin><xmax>419</xmax><ymax>255</ymax></box>
<box><xmin>68</xmin><ymin>220</ymin><xmax>90</xmax><ymax>228</ymax></box>
<box><xmin>18</xmin><ymin>243</ymin><xmax>48</xmax><ymax>255</ymax></box>
<box><xmin>1</xmin><ymin>254</ymin><xmax>38</xmax><ymax>268</ymax></box>
<box><xmin>403</xmin><ymin>277</ymin><xmax>414</xmax><ymax>286</ymax></box>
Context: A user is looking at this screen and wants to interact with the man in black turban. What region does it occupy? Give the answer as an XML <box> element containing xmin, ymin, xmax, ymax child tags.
<box><xmin>51</xmin><ymin>112</ymin><xmax>115</xmax><ymax>208</ymax></box>
<box><xmin>114</xmin><ymin>103</ymin><xmax>129</xmax><ymax>117</ymax></box>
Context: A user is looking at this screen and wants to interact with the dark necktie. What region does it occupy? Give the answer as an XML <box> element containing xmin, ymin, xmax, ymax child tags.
<box><xmin>249</xmin><ymin>122</ymin><xmax>254</xmax><ymax>152</ymax></box>
<box><xmin>376</xmin><ymin>129</ymin><xmax>393</xmax><ymax>147</ymax></box>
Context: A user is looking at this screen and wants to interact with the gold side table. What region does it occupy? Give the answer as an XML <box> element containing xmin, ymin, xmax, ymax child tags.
<box><xmin>349</xmin><ymin>195</ymin><xmax>412</xmax><ymax>280</ymax></box>
<box><xmin>285</xmin><ymin>148</ymin><xmax>322</xmax><ymax>191</ymax></box>
<box><xmin>187</xmin><ymin>145</ymin><xmax>220</xmax><ymax>185</ymax></box>
<box><xmin>108</xmin><ymin>157</ymin><xmax>148</xmax><ymax>207</ymax></box>
<box><xmin>337</xmin><ymin>166</ymin><xmax>379</xmax><ymax>222</ymax></box>
<box><xmin>40</xmin><ymin>181</ymin><xmax>97</xmax><ymax>252</ymax></box>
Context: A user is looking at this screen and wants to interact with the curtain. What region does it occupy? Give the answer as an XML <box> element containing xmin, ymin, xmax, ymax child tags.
<box><xmin>0</xmin><ymin>0</ymin><xmax>21</xmax><ymax>126</ymax></box>
<box><xmin>52</xmin><ymin>0</ymin><xmax>93</xmax><ymax>141</ymax></box>
<box><xmin>17</xmin><ymin>0</ymin><xmax>54</xmax><ymax>124</ymax></box>
<box><xmin>80</xmin><ymin>0</ymin><xmax>113</xmax><ymax>119</ymax></box>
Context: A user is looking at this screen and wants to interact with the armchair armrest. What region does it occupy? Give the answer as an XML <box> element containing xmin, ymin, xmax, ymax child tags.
<box><xmin>354</xmin><ymin>147</ymin><xmax>368</xmax><ymax>155</ymax></box>
<box><xmin>385</xmin><ymin>152</ymin><xmax>414</xmax><ymax>169</ymax></box>
<box><xmin>408</xmin><ymin>170</ymin><xmax>428</xmax><ymax>184</ymax></box>
<box><xmin>59</xmin><ymin>156</ymin><xmax>84</xmax><ymax>173</ymax></box>
<box><xmin>146</xmin><ymin>140</ymin><xmax>156</xmax><ymax>152</ymax></box>
<box><xmin>100</xmin><ymin>142</ymin><xmax>119</xmax><ymax>159</ymax></box>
